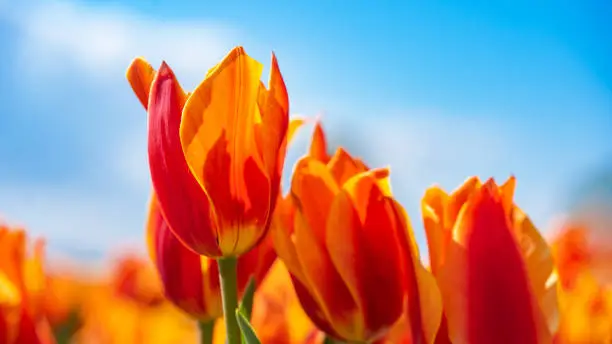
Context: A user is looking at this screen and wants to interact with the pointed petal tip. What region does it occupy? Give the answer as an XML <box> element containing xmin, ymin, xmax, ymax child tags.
<box><xmin>156</xmin><ymin>61</ymin><xmax>178</xmax><ymax>83</ymax></box>
<box><xmin>229</xmin><ymin>46</ymin><xmax>246</xmax><ymax>57</ymax></box>
<box><xmin>159</xmin><ymin>60</ymin><xmax>170</xmax><ymax>72</ymax></box>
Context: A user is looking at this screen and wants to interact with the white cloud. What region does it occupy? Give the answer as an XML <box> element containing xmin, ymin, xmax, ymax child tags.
<box><xmin>11</xmin><ymin>0</ymin><xmax>240</xmax><ymax>86</ymax></box>
<box><xmin>0</xmin><ymin>0</ymin><xmax>240</xmax><ymax>259</ymax></box>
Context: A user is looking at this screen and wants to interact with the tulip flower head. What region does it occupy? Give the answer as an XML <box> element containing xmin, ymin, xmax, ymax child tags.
<box><xmin>0</xmin><ymin>225</ymin><xmax>53</xmax><ymax>344</ymax></box>
<box><xmin>272</xmin><ymin>132</ymin><xmax>442</xmax><ymax>343</ymax></box>
<box><xmin>146</xmin><ymin>193</ymin><xmax>276</xmax><ymax>321</ymax></box>
<box><xmin>422</xmin><ymin>177</ymin><xmax>558</xmax><ymax>344</ymax></box>
<box><xmin>126</xmin><ymin>46</ymin><xmax>292</xmax><ymax>258</ymax></box>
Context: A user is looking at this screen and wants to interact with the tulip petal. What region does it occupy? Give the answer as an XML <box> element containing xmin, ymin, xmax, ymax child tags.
<box><xmin>309</xmin><ymin>122</ymin><xmax>331</xmax><ymax>163</ymax></box>
<box><xmin>500</xmin><ymin>175</ymin><xmax>516</xmax><ymax>214</ymax></box>
<box><xmin>326</xmin><ymin>170</ymin><xmax>405</xmax><ymax>340</ymax></box>
<box><xmin>287</xmin><ymin>118</ymin><xmax>306</xmax><ymax>143</ymax></box>
<box><xmin>465</xmin><ymin>181</ymin><xmax>539</xmax><ymax>344</ymax></box>
<box><xmin>270</xmin><ymin>196</ymin><xmax>308</xmax><ymax>284</ymax></box>
<box><xmin>126</xmin><ymin>57</ymin><xmax>156</xmax><ymax>110</ymax></box>
<box><xmin>512</xmin><ymin>207</ymin><xmax>556</xmax><ymax>341</ymax></box>
<box><xmin>291</xmin><ymin>157</ymin><xmax>340</xmax><ymax>241</ymax></box>
<box><xmin>147</xmin><ymin>62</ymin><xmax>221</xmax><ymax>257</ymax></box>
<box><xmin>327</xmin><ymin>148</ymin><xmax>369</xmax><ymax>185</ymax></box>
<box><xmin>392</xmin><ymin>199</ymin><xmax>443</xmax><ymax>344</ymax></box>
<box><xmin>445</xmin><ymin>176</ymin><xmax>481</xmax><ymax>230</ymax></box>
<box><xmin>291</xmin><ymin>158</ymin><xmax>360</xmax><ymax>338</ymax></box>
<box><xmin>293</xmin><ymin>203</ymin><xmax>360</xmax><ymax>340</ymax></box>
<box><xmin>291</xmin><ymin>275</ymin><xmax>341</xmax><ymax>339</ymax></box>
<box><xmin>181</xmin><ymin>47</ymin><xmax>270</xmax><ymax>256</ymax></box>
<box><xmin>421</xmin><ymin>186</ymin><xmax>449</xmax><ymax>274</ymax></box>
<box><xmin>254</xmin><ymin>54</ymin><xmax>291</xmax><ymax>216</ymax></box>
<box><xmin>148</xmin><ymin>195</ymin><xmax>221</xmax><ymax>320</ymax></box>
<box><xmin>432</xmin><ymin>241</ymin><xmax>468</xmax><ymax>343</ymax></box>
<box><xmin>513</xmin><ymin>207</ymin><xmax>554</xmax><ymax>296</ymax></box>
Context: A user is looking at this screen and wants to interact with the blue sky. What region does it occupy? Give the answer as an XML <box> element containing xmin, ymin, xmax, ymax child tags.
<box><xmin>0</xmin><ymin>0</ymin><xmax>610</xmax><ymax>260</ymax></box>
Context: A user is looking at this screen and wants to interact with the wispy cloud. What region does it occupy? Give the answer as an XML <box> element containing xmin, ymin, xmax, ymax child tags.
<box><xmin>0</xmin><ymin>0</ymin><xmax>240</xmax><ymax>258</ymax></box>
<box><xmin>8</xmin><ymin>1</ymin><xmax>238</xmax><ymax>86</ymax></box>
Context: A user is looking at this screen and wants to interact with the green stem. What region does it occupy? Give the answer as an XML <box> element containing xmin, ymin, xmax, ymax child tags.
<box><xmin>218</xmin><ymin>257</ymin><xmax>241</xmax><ymax>344</ymax></box>
<box><xmin>198</xmin><ymin>319</ymin><xmax>215</xmax><ymax>344</ymax></box>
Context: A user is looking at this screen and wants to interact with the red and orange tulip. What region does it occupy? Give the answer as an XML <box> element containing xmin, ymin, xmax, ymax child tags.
<box><xmin>126</xmin><ymin>46</ymin><xmax>293</xmax><ymax>258</ymax></box>
<box><xmin>110</xmin><ymin>255</ymin><xmax>165</xmax><ymax>307</ymax></box>
<box><xmin>551</xmin><ymin>221</ymin><xmax>612</xmax><ymax>343</ymax></box>
<box><xmin>422</xmin><ymin>177</ymin><xmax>558</xmax><ymax>343</ymax></box>
<box><xmin>272</xmin><ymin>134</ymin><xmax>442</xmax><ymax>342</ymax></box>
<box><xmin>72</xmin><ymin>266</ymin><xmax>197</xmax><ymax>344</ymax></box>
<box><xmin>0</xmin><ymin>225</ymin><xmax>54</xmax><ymax>344</ymax></box>
<box><xmin>146</xmin><ymin>194</ymin><xmax>276</xmax><ymax>321</ymax></box>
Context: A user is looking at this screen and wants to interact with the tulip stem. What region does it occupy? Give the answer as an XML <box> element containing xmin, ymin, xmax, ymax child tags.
<box><xmin>198</xmin><ymin>320</ymin><xmax>215</xmax><ymax>344</ymax></box>
<box><xmin>218</xmin><ymin>256</ymin><xmax>241</xmax><ymax>344</ymax></box>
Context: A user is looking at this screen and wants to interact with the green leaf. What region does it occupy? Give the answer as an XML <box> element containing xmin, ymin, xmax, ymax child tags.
<box><xmin>235</xmin><ymin>308</ymin><xmax>261</xmax><ymax>344</ymax></box>
<box><xmin>239</xmin><ymin>276</ymin><xmax>256</xmax><ymax>320</ymax></box>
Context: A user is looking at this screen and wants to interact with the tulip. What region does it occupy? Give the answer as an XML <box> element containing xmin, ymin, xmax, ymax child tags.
<box><xmin>146</xmin><ymin>193</ymin><xmax>276</xmax><ymax>339</ymax></box>
<box><xmin>127</xmin><ymin>48</ymin><xmax>301</xmax><ymax>343</ymax></box>
<box><xmin>74</xmin><ymin>275</ymin><xmax>197</xmax><ymax>344</ymax></box>
<box><xmin>0</xmin><ymin>225</ymin><xmax>54</xmax><ymax>344</ymax></box>
<box><xmin>272</xmin><ymin>144</ymin><xmax>442</xmax><ymax>343</ymax></box>
<box><xmin>126</xmin><ymin>47</ymin><xmax>293</xmax><ymax>259</ymax></box>
<box><xmin>111</xmin><ymin>255</ymin><xmax>165</xmax><ymax>307</ymax></box>
<box><xmin>551</xmin><ymin>222</ymin><xmax>612</xmax><ymax>343</ymax></box>
<box><xmin>422</xmin><ymin>177</ymin><xmax>557</xmax><ymax>343</ymax></box>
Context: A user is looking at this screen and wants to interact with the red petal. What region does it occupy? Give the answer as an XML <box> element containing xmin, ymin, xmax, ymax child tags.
<box><xmin>465</xmin><ymin>182</ymin><xmax>539</xmax><ymax>344</ymax></box>
<box><xmin>150</xmin><ymin>195</ymin><xmax>221</xmax><ymax>320</ymax></box>
<box><xmin>147</xmin><ymin>62</ymin><xmax>221</xmax><ymax>257</ymax></box>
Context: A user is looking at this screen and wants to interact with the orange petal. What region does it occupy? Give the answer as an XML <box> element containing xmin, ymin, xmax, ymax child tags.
<box><xmin>270</xmin><ymin>196</ymin><xmax>308</xmax><ymax>284</ymax></box>
<box><xmin>421</xmin><ymin>186</ymin><xmax>449</xmax><ymax>274</ymax></box>
<box><xmin>147</xmin><ymin>62</ymin><xmax>220</xmax><ymax>257</ymax></box>
<box><xmin>309</xmin><ymin>121</ymin><xmax>331</xmax><ymax>163</ymax></box>
<box><xmin>500</xmin><ymin>175</ymin><xmax>516</xmax><ymax>215</ymax></box>
<box><xmin>326</xmin><ymin>171</ymin><xmax>405</xmax><ymax>341</ymax></box>
<box><xmin>126</xmin><ymin>57</ymin><xmax>156</xmax><ymax>110</ymax></box>
<box><xmin>551</xmin><ymin>225</ymin><xmax>590</xmax><ymax>290</ymax></box>
<box><xmin>293</xmin><ymin>209</ymin><xmax>359</xmax><ymax>340</ymax></box>
<box><xmin>255</xmin><ymin>53</ymin><xmax>291</xmax><ymax>218</ymax></box>
<box><xmin>291</xmin><ymin>274</ymin><xmax>341</xmax><ymax>339</ymax></box>
<box><xmin>327</xmin><ymin>148</ymin><xmax>369</xmax><ymax>186</ymax></box>
<box><xmin>445</xmin><ymin>176</ymin><xmax>481</xmax><ymax>230</ymax></box>
<box><xmin>291</xmin><ymin>157</ymin><xmax>340</xmax><ymax>241</ymax></box>
<box><xmin>181</xmin><ymin>47</ymin><xmax>270</xmax><ymax>256</ymax></box>
<box><xmin>465</xmin><ymin>182</ymin><xmax>539</xmax><ymax>344</ymax></box>
<box><xmin>392</xmin><ymin>199</ymin><xmax>443</xmax><ymax>344</ymax></box>
<box><xmin>288</xmin><ymin>118</ymin><xmax>306</xmax><ymax>144</ymax></box>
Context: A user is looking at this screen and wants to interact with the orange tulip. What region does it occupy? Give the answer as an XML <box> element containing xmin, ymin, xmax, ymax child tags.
<box><xmin>110</xmin><ymin>255</ymin><xmax>164</xmax><ymax>307</ymax></box>
<box><xmin>126</xmin><ymin>46</ymin><xmax>294</xmax><ymax>258</ymax></box>
<box><xmin>0</xmin><ymin>225</ymin><xmax>54</xmax><ymax>344</ymax></box>
<box><xmin>146</xmin><ymin>193</ymin><xmax>276</xmax><ymax>321</ymax></box>
<box><xmin>551</xmin><ymin>221</ymin><xmax>612</xmax><ymax>343</ymax></box>
<box><xmin>73</xmin><ymin>274</ymin><xmax>197</xmax><ymax>344</ymax></box>
<box><xmin>273</xmin><ymin>142</ymin><xmax>441</xmax><ymax>343</ymax></box>
<box><xmin>422</xmin><ymin>177</ymin><xmax>557</xmax><ymax>343</ymax></box>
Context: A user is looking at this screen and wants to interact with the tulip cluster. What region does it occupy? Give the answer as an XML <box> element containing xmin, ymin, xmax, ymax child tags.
<box><xmin>1</xmin><ymin>46</ymin><xmax>611</xmax><ymax>344</ymax></box>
